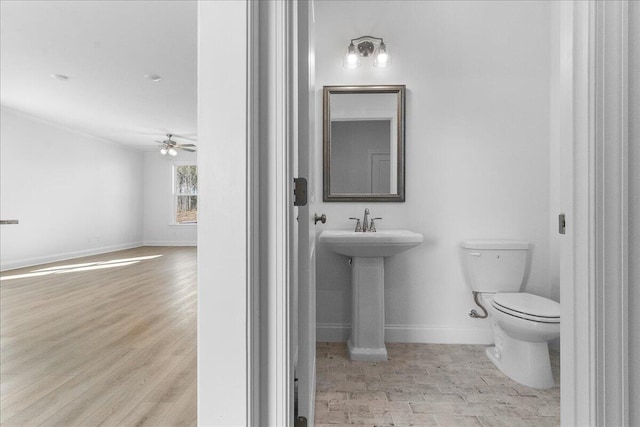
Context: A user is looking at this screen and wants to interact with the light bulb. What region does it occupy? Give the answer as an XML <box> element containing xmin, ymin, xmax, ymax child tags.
<box><xmin>168</xmin><ymin>147</ymin><xmax>178</xmax><ymax>156</ymax></box>
<box><xmin>343</xmin><ymin>43</ymin><xmax>360</xmax><ymax>69</ymax></box>
<box><xmin>374</xmin><ymin>42</ymin><xmax>390</xmax><ymax>68</ymax></box>
<box><xmin>160</xmin><ymin>147</ymin><xmax>168</xmax><ymax>155</ymax></box>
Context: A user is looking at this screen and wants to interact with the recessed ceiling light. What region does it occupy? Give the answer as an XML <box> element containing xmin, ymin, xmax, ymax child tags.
<box><xmin>145</xmin><ymin>74</ymin><xmax>162</xmax><ymax>82</ymax></box>
<box><xmin>51</xmin><ymin>74</ymin><xmax>70</xmax><ymax>81</ymax></box>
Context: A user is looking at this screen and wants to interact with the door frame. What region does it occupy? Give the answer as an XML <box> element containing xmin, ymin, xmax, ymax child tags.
<box><xmin>563</xmin><ymin>1</ymin><xmax>630</xmax><ymax>425</ymax></box>
<box><xmin>197</xmin><ymin>0</ymin><xmax>295</xmax><ymax>425</ymax></box>
<box><xmin>254</xmin><ymin>0</ymin><xmax>297</xmax><ymax>425</ymax></box>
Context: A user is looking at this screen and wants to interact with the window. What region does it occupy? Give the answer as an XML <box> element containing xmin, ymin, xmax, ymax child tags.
<box><xmin>174</xmin><ymin>164</ymin><xmax>197</xmax><ymax>224</ymax></box>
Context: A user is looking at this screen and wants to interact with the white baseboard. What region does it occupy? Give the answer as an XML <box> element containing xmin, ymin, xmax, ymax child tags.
<box><xmin>316</xmin><ymin>323</ymin><xmax>494</xmax><ymax>345</ymax></box>
<box><xmin>143</xmin><ymin>240</ymin><xmax>197</xmax><ymax>247</ymax></box>
<box><xmin>1</xmin><ymin>242</ymin><xmax>143</xmax><ymax>272</ymax></box>
<box><xmin>317</xmin><ymin>323</ymin><xmax>351</xmax><ymax>342</ymax></box>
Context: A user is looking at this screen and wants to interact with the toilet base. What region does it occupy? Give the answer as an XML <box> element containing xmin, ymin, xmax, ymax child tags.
<box><xmin>486</xmin><ymin>327</ymin><xmax>555</xmax><ymax>389</ymax></box>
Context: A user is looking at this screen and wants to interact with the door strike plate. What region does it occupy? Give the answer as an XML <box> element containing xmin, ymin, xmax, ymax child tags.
<box><xmin>558</xmin><ymin>213</ymin><xmax>566</xmax><ymax>235</ymax></box>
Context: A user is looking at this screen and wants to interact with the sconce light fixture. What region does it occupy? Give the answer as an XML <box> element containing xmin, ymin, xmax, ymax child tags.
<box><xmin>344</xmin><ymin>35</ymin><xmax>391</xmax><ymax>69</ymax></box>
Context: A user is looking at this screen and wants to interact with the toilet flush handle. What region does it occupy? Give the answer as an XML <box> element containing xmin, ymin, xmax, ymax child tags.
<box><xmin>468</xmin><ymin>252</ymin><xmax>481</xmax><ymax>257</ymax></box>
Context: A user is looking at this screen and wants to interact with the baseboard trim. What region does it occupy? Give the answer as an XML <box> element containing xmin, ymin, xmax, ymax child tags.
<box><xmin>143</xmin><ymin>240</ymin><xmax>197</xmax><ymax>247</ymax></box>
<box><xmin>316</xmin><ymin>323</ymin><xmax>494</xmax><ymax>345</ymax></box>
<box><xmin>1</xmin><ymin>242</ymin><xmax>143</xmax><ymax>272</ymax></box>
<box><xmin>317</xmin><ymin>323</ymin><xmax>351</xmax><ymax>342</ymax></box>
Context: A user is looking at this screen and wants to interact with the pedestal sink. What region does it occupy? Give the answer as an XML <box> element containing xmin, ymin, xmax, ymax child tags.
<box><xmin>319</xmin><ymin>230</ymin><xmax>424</xmax><ymax>361</ymax></box>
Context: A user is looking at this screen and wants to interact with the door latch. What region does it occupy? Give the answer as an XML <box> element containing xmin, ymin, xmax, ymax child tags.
<box><xmin>558</xmin><ymin>213</ymin><xmax>566</xmax><ymax>235</ymax></box>
<box><xmin>293</xmin><ymin>178</ymin><xmax>307</xmax><ymax>206</ymax></box>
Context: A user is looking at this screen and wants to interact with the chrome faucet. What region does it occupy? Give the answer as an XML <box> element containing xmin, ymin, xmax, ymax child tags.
<box><xmin>362</xmin><ymin>208</ymin><xmax>370</xmax><ymax>232</ymax></box>
<box><xmin>350</xmin><ymin>208</ymin><xmax>382</xmax><ymax>232</ymax></box>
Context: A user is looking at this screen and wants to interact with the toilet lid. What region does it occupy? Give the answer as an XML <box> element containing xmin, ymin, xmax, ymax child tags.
<box><xmin>493</xmin><ymin>293</ymin><xmax>560</xmax><ymax>320</ymax></box>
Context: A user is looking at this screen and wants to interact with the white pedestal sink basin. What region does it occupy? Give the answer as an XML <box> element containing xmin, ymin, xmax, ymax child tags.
<box><xmin>318</xmin><ymin>230</ymin><xmax>424</xmax><ymax>257</ymax></box>
<box><xmin>319</xmin><ymin>230</ymin><xmax>423</xmax><ymax>361</ymax></box>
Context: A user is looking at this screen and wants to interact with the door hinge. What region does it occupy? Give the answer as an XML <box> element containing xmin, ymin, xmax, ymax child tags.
<box><xmin>294</xmin><ymin>177</ymin><xmax>308</xmax><ymax>206</ymax></box>
<box><xmin>558</xmin><ymin>213</ymin><xmax>566</xmax><ymax>234</ymax></box>
<box><xmin>293</xmin><ymin>376</ymin><xmax>306</xmax><ymax>427</ymax></box>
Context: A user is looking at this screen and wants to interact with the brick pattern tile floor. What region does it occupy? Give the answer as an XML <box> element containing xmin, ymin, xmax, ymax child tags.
<box><xmin>314</xmin><ymin>342</ymin><xmax>560</xmax><ymax>427</ymax></box>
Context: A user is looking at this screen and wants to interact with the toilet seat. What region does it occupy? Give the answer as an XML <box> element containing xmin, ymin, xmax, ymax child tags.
<box><xmin>492</xmin><ymin>292</ymin><xmax>560</xmax><ymax>323</ymax></box>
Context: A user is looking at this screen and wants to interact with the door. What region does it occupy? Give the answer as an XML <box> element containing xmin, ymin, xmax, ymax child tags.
<box><xmin>370</xmin><ymin>153</ymin><xmax>391</xmax><ymax>194</ymax></box>
<box><xmin>295</xmin><ymin>0</ymin><xmax>317</xmax><ymax>424</ymax></box>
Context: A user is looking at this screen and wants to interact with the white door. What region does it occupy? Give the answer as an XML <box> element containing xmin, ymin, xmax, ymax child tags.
<box><xmin>295</xmin><ymin>1</ymin><xmax>317</xmax><ymax>424</ymax></box>
<box><xmin>370</xmin><ymin>153</ymin><xmax>391</xmax><ymax>194</ymax></box>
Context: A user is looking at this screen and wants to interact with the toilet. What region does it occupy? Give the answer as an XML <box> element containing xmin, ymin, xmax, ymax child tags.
<box><xmin>460</xmin><ymin>240</ymin><xmax>560</xmax><ymax>389</ymax></box>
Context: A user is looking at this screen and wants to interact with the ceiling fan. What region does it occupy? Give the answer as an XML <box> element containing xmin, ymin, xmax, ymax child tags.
<box><xmin>156</xmin><ymin>134</ymin><xmax>197</xmax><ymax>156</ymax></box>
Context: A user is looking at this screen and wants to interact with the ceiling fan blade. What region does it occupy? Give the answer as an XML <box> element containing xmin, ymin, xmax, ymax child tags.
<box><xmin>175</xmin><ymin>143</ymin><xmax>197</xmax><ymax>148</ymax></box>
<box><xmin>171</xmin><ymin>134</ymin><xmax>197</xmax><ymax>142</ymax></box>
<box><xmin>179</xmin><ymin>147</ymin><xmax>197</xmax><ymax>152</ymax></box>
<box><xmin>138</xmin><ymin>129</ymin><xmax>195</xmax><ymax>135</ymax></box>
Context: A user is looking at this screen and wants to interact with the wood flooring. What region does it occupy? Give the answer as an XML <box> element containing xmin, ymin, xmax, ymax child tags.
<box><xmin>0</xmin><ymin>246</ymin><xmax>197</xmax><ymax>427</ymax></box>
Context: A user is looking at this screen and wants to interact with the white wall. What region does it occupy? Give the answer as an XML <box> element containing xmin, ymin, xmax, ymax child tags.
<box><xmin>314</xmin><ymin>1</ymin><xmax>554</xmax><ymax>343</ymax></box>
<box><xmin>197</xmin><ymin>1</ymin><xmax>249</xmax><ymax>425</ymax></box>
<box><xmin>142</xmin><ymin>151</ymin><xmax>197</xmax><ymax>246</ymax></box>
<box><xmin>0</xmin><ymin>107</ymin><xmax>143</xmax><ymax>271</ymax></box>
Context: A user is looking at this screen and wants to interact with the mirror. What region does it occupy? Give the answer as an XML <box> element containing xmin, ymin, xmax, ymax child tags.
<box><xmin>323</xmin><ymin>85</ymin><xmax>405</xmax><ymax>202</ymax></box>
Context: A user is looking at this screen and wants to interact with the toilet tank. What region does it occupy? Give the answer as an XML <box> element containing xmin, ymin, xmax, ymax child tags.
<box><xmin>460</xmin><ymin>240</ymin><xmax>529</xmax><ymax>293</ymax></box>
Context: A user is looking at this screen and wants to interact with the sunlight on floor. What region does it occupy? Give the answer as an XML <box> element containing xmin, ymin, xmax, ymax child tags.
<box><xmin>0</xmin><ymin>255</ymin><xmax>163</xmax><ymax>281</ymax></box>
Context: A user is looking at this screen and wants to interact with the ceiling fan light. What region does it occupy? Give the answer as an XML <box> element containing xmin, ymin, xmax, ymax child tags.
<box><xmin>168</xmin><ymin>147</ymin><xmax>178</xmax><ymax>156</ymax></box>
<box><xmin>160</xmin><ymin>147</ymin><xmax>168</xmax><ymax>155</ymax></box>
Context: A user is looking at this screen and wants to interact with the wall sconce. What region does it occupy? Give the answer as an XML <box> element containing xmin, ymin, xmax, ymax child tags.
<box><xmin>344</xmin><ymin>35</ymin><xmax>391</xmax><ymax>69</ymax></box>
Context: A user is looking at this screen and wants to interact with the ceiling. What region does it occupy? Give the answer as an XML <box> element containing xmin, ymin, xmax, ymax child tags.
<box><xmin>0</xmin><ymin>0</ymin><xmax>197</xmax><ymax>150</ymax></box>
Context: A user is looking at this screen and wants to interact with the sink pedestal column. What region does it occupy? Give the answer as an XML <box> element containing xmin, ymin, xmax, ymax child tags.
<box><xmin>348</xmin><ymin>256</ymin><xmax>387</xmax><ymax>361</ymax></box>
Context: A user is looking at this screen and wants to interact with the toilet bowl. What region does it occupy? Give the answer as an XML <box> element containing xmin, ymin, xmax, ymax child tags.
<box><xmin>482</xmin><ymin>292</ymin><xmax>560</xmax><ymax>389</ymax></box>
<box><xmin>460</xmin><ymin>240</ymin><xmax>560</xmax><ymax>389</ymax></box>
